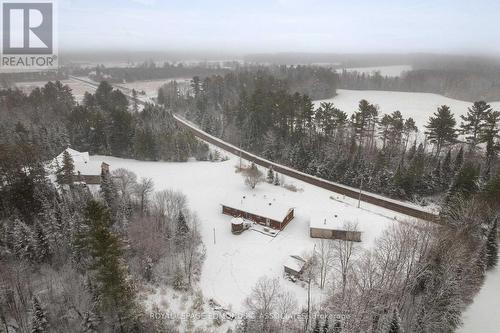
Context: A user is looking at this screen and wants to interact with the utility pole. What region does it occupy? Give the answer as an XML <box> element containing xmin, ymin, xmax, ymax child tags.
<box><xmin>213</xmin><ymin>228</ymin><xmax>216</xmax><ymax>245</ymax></box>
<box><xmin>358</xmin><ymin>178</ymin><xmax>363</xmax><ymax>208</ymax></box>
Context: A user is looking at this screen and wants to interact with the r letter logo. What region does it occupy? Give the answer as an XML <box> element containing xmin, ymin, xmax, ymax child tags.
<box><xmin>1</xmin><ymin>1</ymin><xmax>57</xmax><ymax>70</ymax></box>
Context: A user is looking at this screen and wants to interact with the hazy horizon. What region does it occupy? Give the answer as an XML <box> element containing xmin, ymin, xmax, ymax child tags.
<box><xmin>59</xmin><ymin>0</ymin><xmax>500</xmax><ymax>55</ymax></box>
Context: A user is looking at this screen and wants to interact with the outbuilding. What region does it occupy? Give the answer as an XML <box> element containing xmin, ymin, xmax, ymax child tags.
<box><xmin>283</xmin><ymin>255</ymin><xmax>307</xmax><ymax>278</ymax></box>
<box><xmin>221</xmin><ymin>194</ymin><xmax>294</xmax><ymax>230</ymax></box>
<box><xmin>309</xmin><ymin>212</ymin><xmax>362</xmax><ymax>242</ymax></box>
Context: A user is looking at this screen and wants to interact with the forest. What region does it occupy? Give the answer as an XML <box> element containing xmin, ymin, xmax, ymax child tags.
<box><xmin>0</xmin><ymin>82</ymin><xmax>206</xmax><ymax>332</ymax></box>
<box><xmin>159</xmin><ymin>68</ymin><xmax>500</xmax><ymax>204</ymax></box>
<box><xmin>338</xmin><ymin>68</ymin><xmax>500</xmax><ymax>102</ymax></box>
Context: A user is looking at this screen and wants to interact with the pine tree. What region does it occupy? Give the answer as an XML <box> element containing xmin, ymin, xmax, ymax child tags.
<box><xmin>480</xmin><ymin>110</ymin><xmax>500</xmax><ymax>163</ymax></box>
<box><xmin>56</xmin><ymin>150</ymin><xmax>75</xmax><ymax>185</ymax></box>
<box><xmin>33</xmin><ymin>221</ymin><xmax>51</xmax><ymax>263</ymax></box>
<box><xmin>425</xmin><ymin>105</ymin><xmax>457</xmax><ymax>157</ymax></box>
<box><xmin>273</xmin><ymin>172</ymin><xmax>280</xmax><ymax>186</ymax></box>
<box><xmin>461</xmin><ymin>101</ymin><xmax>491</xmax><ymax>153</ymax></box>
<box><xmin>388</xmin><ymin>309</ymin><xmax>401</xmax><ymax>333</ymax></box>
<box><xmin>31</xmin><ymin>296</ymin><xmax>48</xmax><ymax>333</ymax></box>
<box><xmin>486</xmin><ymin>218</ymin><xmax>498</xmax><ymax>270</ymax></box>
<box><xmin>266</xmin><ymin>166</ymin><xmax>275</xmax><ymax>183</ymax></box>
<box><xmin>322</xmin><ymin>317</ymin><xmax>329</xmax><ymax>333</ymax></box>
<box><xmin>175</xmin><ymin>211</ymin><xmax>190</xmax><ymax>248</ymax></box>
<box><xmin>81</xmin><ymin>310</ymin><xmax>100</xmax><ymax>333</ymax></box>
<box><xmin>441</xmin><ymin>149</ymin><xmax>453</xmax><ymax>183</ymax></box>
<box><xmin>81</xmin><ymin>200</ymin><xmax>137</xmax><ymax>330</ymax></box>
<box><xmin>13</xmin><ymin>220</ymin><xmax>36</xmax><ymax>261</ymax></box>
<box><xmin>100</xmin><ymin>170</ymin><xmax>118</xmax><ymax>218</ymax></box>
<box><xmin>448</xmin><ymin>162</ymin><xmax>480</xmax><ymax>199</ymax></box>
<box><xmin>453</xmin><ymin>146</ymin><xmax>464</xmax><ymax>173</ymax></box>
<box><xmin>313</xmin><ymin>317</ymin><xmax>320</xmax><ymax>333</ymax></box>
<box><xmin>332</xmin><ymin>320</ymin><xmax>342</xmax><ymax>333</ymax></box>
<box><xmin>131</xmin><ymin>89</ymin><xmax>139</xmax><ymax>113</ymax></box>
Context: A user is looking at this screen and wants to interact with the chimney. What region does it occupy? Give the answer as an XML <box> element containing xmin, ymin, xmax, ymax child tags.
<box><xmin>101</xmin><ymin>162</ymin><xmax>110</xmax><ymax>175</ymax></box>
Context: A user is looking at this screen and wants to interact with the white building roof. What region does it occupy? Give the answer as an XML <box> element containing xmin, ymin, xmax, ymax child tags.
<box><xmin>222</xmin><ymin>193</ymin><xmax>293</xmax><ymax>222</ymax></box>
<box><xmin>231</xmin><ymin>217</ymin><xmax>244</xmax><ymax>225</ymax></box>
<box><xmin>310</xmin><ymin>211</ymin><xmax>345</xmax><ymax>230</ymax></box>
<box><xmin>49</xmin><ymin>148</ymin><xmax>98</xmax><ymax>175</ymax></box>
<box><xmin>284</xmin><ymin>255</ymin><xmax>306</xmax><ymax>272</ymax></box>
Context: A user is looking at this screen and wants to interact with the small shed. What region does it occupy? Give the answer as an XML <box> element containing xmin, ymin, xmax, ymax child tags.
<box><xmin>284</xmin><ymin>255</ymin><xmax>307</xmax><ymax>278</ymax></box>
<box><xmin>310</xmin><ymin>213</ymin><xmax>362</xmax><ymax>242</ymax></box>
<box><xmin>231</xmin><ymin>217</ymin><xmax>251</xmax><ymax>234</ymax></box>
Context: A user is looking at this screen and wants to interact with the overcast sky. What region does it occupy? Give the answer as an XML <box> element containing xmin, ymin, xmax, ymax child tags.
<box><xmin>58</xmin><ymin>0</ymin><xmax>500</xmax><ymax>54</ymax></box>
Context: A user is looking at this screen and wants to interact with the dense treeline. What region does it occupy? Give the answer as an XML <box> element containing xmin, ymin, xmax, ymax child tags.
<box><xmin>0</xmin><ymin>91</ymin><xmax>205</xmax><ymax>332</ymax></box>
<box><xmin>162</xmin><ymin>70</ymin><xmax>500</xmax><ymax>203</ymax></box>
<box><xmin>338</xmin><ymin>68</ymin><xmax>500</xmax><ymax>102</ymax></box>
<box><xmin>88</xmin><ymin>61</ymin><xmax>231</xmax><ymax>84</ymax></box>
<box><xmin>0</xmin><ymin>80</ymin><xmax>209</xmax><ymax>163</ymax></box>
<box><xmin>0</xmin><ymin>71</ymin><xmax>66</xmax><ymax>89</ymax></box>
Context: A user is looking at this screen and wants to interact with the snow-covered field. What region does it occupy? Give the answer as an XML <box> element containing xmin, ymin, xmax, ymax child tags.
<box><xmin>337</xmin><ymin>65</ymin><xmax>412</xmax><ymax>77</ymax></box>
<box><xmin>119</xmin><ymin>78</ymin><xmax>191</xmax><ymax>100</ymax></box>
<box><xmin>314</xmin><ymin>89</ymin><xmax>500</xmax><ymax>130</ymax></box>
<box><xmin>457</xmin><ymin>267</ymin><xmax>500</xmax><ymax>332</ymax></box>
<box><xmin>84</xmin><ymin>151</ymin><xmax>417</xmax><ymax>312</ymax></box>
<box><xmin>13</xmin><ymin>79</ymin><xmax>94</xmax><ymax>102</ymax></box>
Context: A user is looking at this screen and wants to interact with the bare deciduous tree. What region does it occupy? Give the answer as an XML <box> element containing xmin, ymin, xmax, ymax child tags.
<box><xmin>242</xmin><ymin>163</ymin><xmax>263</xmax><ymax>189</ymax></box>
<box><xmin>134</xmin><ymin>177</ymin><xmax>154</xmax><ymax>216</ymax></box>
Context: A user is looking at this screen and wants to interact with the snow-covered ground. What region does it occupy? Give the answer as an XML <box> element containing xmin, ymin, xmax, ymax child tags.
<box><xmin>337</xmin><ymin>65</ymin><xmax>412</xmax><ymax>77</ymax></box>
<box><xmin>314</xmin><ymin>89</ymin><xmax>500</xmax><ymax>130</ymax></box>
<box><xmin>84</xmin><ymin>151</ymin><xmax>418</xmax><ymax>312</ymax></box>
<box><xmin>13</xmin><ymin>79</ymin><xmax>93</xmax><ymax>102</ymax></box>
<box><xmin>118</xmin><ymin>78</ymin><xmax>191</xmax><ymax>100</ymax></box>
<box><xmin>457</xmin><ymin>266</ymin><xmax>500</xmax><ymax>332</ymax></box>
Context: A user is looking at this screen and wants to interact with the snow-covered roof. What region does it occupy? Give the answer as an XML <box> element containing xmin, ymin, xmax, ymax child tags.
<box><xmin>310</xmin><ymin>211</ymin><xmax>345</xmax><ymax>230</ymax></box>
<box><xmin>231</xmin><ymin>217</ymin><xmax>244</xmax><ymax>225</ymax></box>
<box><xmin>222</xmin><ymin>193</ymin><xmax>293</xmax><ymax>222</ymax></box>
<box><xmin>284</xmin><ymin>255</ymin><xmax>306</xmax><ymax>273</ymax></box>
<box><xmin>49</xmin><ymin>148</ymin><xmax>98</xmax><ymax>175</ymax></box>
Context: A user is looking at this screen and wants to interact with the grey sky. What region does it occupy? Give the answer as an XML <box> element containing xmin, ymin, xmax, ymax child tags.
<box><xmin>58</xmin><ymin>0</ymin><xmax>500</xmax><ymax>54</ymax></box>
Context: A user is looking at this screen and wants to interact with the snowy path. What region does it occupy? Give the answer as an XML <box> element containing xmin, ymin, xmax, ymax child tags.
<box><xmin>457</xmin><ymin>267</ymin><xmax>500</xmax><ymax>332</ymax></box>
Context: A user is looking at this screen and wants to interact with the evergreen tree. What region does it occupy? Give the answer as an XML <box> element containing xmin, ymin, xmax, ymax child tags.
<box><xmin>441</xmin><ymin>149</ymin><xmax>453</xmax><ymax>183</ymax></box>
<box><xmin>449</xmin><ymin>162</ymin><xmax>480</xmax><ymax>199</ymax></box>
<box><xmin>322</xmin><ymin>317</ymin><xmax>329</xmax><ymax>333</ymax></box>
<box><xmin>484</xmin><ymin>171</ymin><xmax>500</xmax><ymax>207</ymax></box>
<box><xmin>33</xmin><ymin>221</ymin><xmax>51</xmax><ymax>263</ymax></box>
<box><xmin>313</xmin><ymin>317</ymin><xmax>320</xmax><ymax>333</ymax></box>
<box><xmin>273</xmin><ymin>172</ymin><xmax>280</xmax><ymax>186</ymax></box>
<box><xmin>31</xmin><ymin>296</ymin><xmax>48</xmax><ymax>333</ymax></box>
<box><xmin>388</xmin><ymin>309</ymin><xmax>401</xmax><ymax>333</ymax></box>
<box><xmin>266</xmin><ymin>166</ymin><xmax>275</xmax><ymax>183</ymax></box>
<box><xmin>56</xmin><ymin>150</ymin><xmax>75</xmax><ymax>185</ymax></box>
<box><xmin>175</xmin><ymin>211</ymin><xmax>190</xmax><ymax>248</ymax></box>
<box><xmin>425</xmin><ymin>105</ymin><xmax>457</xmax><ymax>157</ymax></box>
<box><xmin>480</xmin><ymin>110</ymin><xmax>500</xmax><ymax>163</ymax></box>
<box><xmin>131</xmin><ymin>89</ymin><xmax>139</xmax><ymax>113</ymax></box>
<box><xmin>461</xmin><ymin>101</ymin><xmax>491</xmax><ymax>153</ymax></box>
<box><xmin>100</xmin><ymin>170</ymin><xmax>118</xmax><ymax>218</ymax></box>
<box><xmin>81</xmin><ymin>310</ymin><xmax>100</xmax><ymax>333</ymax></box>
<box><xmin>332</xmin><ymin>320</ymin><xmax>342</xmax><ymax>333</ymax></box>
<box><xmin>81</xmin><ymin>200</ymin><xmax>137</xmax><ymax>331</ymax></box>
<box><xmin>486</xmin><ymin>218</ymin><xmax>498</xmax><ymax>270</ymax></box>
<box><xmin>13</xmin><ymin>220</ymin><xmax>36</xmax><ymax>261</ymax></box>
<box><xmin>454</xmin><ymin>146</ymin><xmax>464</xmax><ymax>173</ymax></box>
